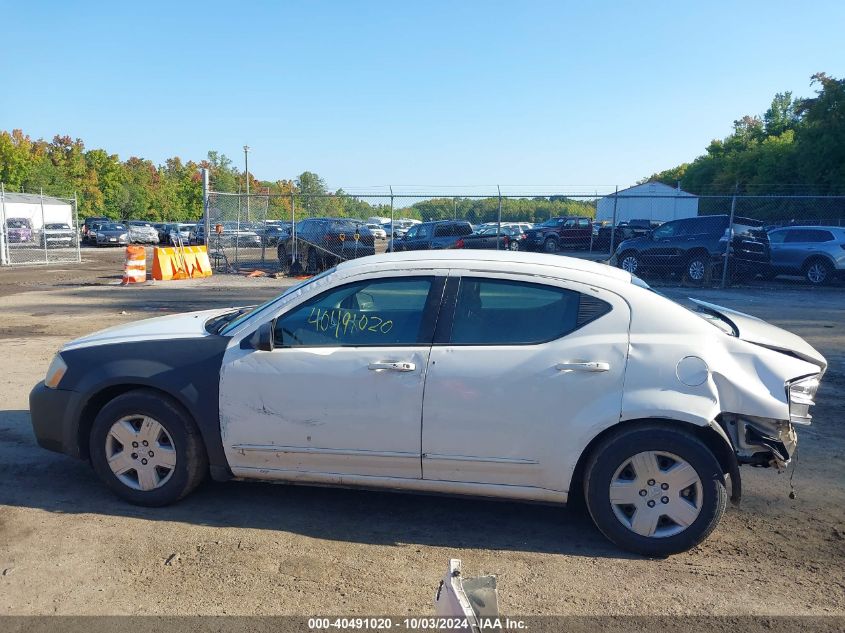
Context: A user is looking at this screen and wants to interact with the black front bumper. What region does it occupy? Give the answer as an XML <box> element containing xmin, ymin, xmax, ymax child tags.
<box><xmin>29</xmin><ymin>381</ymin><xmax>81</xmax><ymax>457</ymax></box>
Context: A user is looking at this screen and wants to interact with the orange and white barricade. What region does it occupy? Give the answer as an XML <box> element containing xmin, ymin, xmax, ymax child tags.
<box><xmin>121</xmin><ymin>245</ymin><xmax>147</xmax><ymax>284</ymax></box>
<box><xmin>152</xmin><ymin>245</ymin><xmax>213</xmax><ymax>281</ymax></box>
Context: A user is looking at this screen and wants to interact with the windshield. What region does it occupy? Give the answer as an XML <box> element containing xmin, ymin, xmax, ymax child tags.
<box><xmin>220</xmin><ymin>267</ymin><xmax>337</xmax><ymax>335</ymax></box>
<box><xmin>105</xmin><ymin>224</ymin><xmax>127</xmax><ymax>230</ymax></box>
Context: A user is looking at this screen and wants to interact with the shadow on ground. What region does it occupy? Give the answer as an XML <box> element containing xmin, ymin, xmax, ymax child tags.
<box><xmin>0</xmin><ymin>408</ymin><xmax>634</xmax><ymax>560</ymax></box>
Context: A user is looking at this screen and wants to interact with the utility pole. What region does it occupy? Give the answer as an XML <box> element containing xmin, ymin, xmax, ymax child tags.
<box><xmin>243</xmin><ymin>145</ymin><xmax>250</xmax><ymax>222</ymax></box>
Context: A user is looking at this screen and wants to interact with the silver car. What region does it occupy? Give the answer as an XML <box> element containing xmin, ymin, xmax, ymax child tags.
<box><xmin>127</xmin><ymin>221</ymin><xmax>160</xmax><ymax>244</ymax></box>
<box><xmin>767</xmin><ymin>226</ymin><xmax>845</xmax><ymax>285</ymax></box>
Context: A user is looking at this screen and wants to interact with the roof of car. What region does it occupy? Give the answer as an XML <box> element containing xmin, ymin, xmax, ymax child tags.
<box><xmin>335</xmin><ymin>250</ymin><xmax>632</xmax><ymax>283</ymax></box>
<box><xmin>769</xmin><ymin>225</ymin><xmax>844</xmax><ymax>231</ymax></box>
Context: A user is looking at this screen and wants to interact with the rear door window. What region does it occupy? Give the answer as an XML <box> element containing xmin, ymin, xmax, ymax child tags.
<box><xmin>448</xmin><ymin>278</ymin><xmax>611</xmax><ymax>345</ymax></box>
<box><xmin>785</xmin><ymin>229</ymin><xmax>834</xmax><ymax>243</ymax></box>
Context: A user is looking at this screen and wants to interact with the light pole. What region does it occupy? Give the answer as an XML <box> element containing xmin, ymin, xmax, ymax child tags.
<box><xmin>243</xmin><ymin>145</ymin><xmax>250</xmax><ymax>222</ymax></box>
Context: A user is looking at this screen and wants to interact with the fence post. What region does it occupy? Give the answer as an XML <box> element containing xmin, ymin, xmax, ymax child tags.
<box><xmin>496</xmin><ymin>185</ymin><xmax>502</xmax><ymax>251</ymax></box>
<box><xmin>609</xmin><ymin>185</ymin><xmax>619</xmax><ymax>255</ymax></box>
<box><xmin>389</xmin><ymin>186</ymin><xmax>395</xmax><ymax>253</ymax></box>
<box><xmin>74</xmin><ymin>192</ymin><xmax>81</xmax><ymax>263</ymax></box>
<box><xmin>720</xmin><ymin>188</ymin><xmax>738</xmax><ymax>289</ymax></box>
<box><xmin>202</xmin><ymin>168</ymin><xmax>209</xmax><ymax>249</ymax></box>
<box><xmin>40</xmin><ymin>188</ymin><xmax>48</xmax><ymax>263</ymax></box>
<box><xmin>0</xmin><ymin>182</ymin><xmax>7</xmax><ymax>266</ymax></box>
<box><xmin>235</xmin><ymin>187</ymin><xmax>241</xmax><ymax>272</ymax></box>
<box><xmin>290</xmin><ymin>191</ymin><xmax>296</xmax><ymax>266</ymax></box>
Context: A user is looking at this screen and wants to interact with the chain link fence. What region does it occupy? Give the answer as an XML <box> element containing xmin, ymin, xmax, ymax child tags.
<box><xmin>0</xmin><ymin>186</ymin><xmax>81</xmax><ymax>266</ymax></box>
<box><xmin>198</xmin><ymin>185</ymin><xmax>845</xmax><ymax>288</ymax></box>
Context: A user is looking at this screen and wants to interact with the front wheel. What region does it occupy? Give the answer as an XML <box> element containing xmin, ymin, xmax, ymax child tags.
<box><xmin>618</xmin><ymin>251</ymin><xmax>641</xmax><ymax>275</ymax></box>
<box><xmin>684</xmin><ymin>253</ymin><xmax>710</xmax><ymax>285</ymax></box>
<box><xmin>543</xmin><ymin>237</ymin><xmax>559</xmax><ymax>253</ymax></box>
<box><xmin>89</xmin><ymin>389</ymin><xmax>208</xmax><ymax>506</ymax></box>
<box><xmin>583</xmin><ymin>425</ymin><xmax>727</xmax><ymax>556</ymax></box>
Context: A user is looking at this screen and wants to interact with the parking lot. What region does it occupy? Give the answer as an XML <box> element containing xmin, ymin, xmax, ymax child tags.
<box><xmin>1</xmin><ymin>247</ymin><xmax>844</xmax><ymax>615</ymax></box>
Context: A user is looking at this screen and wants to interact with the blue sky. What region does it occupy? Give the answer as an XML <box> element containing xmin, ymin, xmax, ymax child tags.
<box><xmin>2</xmin><ymin>1</ymin><xmax>843</xmax><ymax>193</ymax></box>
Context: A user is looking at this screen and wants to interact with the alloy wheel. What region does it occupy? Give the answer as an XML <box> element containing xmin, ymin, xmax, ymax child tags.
<box><xmin>609</xmin><ymin>450</ymin><xmax>703</xmax><ymax>538</ymax></box>
<box><xmin>105</xmin><ymin>415</ymin><xmax>177</xmax><ymax>491</ymax></box>
<box><xmin>806</xmin><ymin>262</ymin><xmax>828</xmax><ymax>284</ymax></box>
<box><xmin>688</xmin><ymin>259</ymin><xmax>706</xmax><ymax>281</ymax></box>
<box><xmin>621</xmin><ymin>255</ymin><xmax>639</xmax><ymax>274</ymax></box>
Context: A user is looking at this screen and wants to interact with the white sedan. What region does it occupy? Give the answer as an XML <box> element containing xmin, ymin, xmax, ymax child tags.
<box><xmin>29</xmin><ymin>251</ymin><xmax>826</xmax><ymax>555</ymax></box>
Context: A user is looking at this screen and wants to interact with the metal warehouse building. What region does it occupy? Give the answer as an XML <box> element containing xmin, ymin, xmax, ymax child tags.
<box><xmin>597</xmin><ymin>181</ymin><xmax>699</xmax><ymax>224</ymax></box>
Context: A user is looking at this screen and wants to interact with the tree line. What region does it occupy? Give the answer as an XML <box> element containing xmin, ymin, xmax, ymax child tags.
<box><xmin>0</xmin><ymin>131</ymin><xmax>596</xmax><ymax>223</ymax></box>
<box><xmin>645</xmin><ymin>73</ymin><xmax>845</xmax><ymax>198</ymax></box>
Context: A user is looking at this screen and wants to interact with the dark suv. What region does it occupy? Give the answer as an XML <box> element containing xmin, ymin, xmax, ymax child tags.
<box><xmin>82</xmin><ymin>216</ymin><xmax>110</xmax><ymax>243</ymax></box>
<box><xmin>277</xmin><ymin>218</ymin><xmax>375</xmax><ymax>274</ymax></box>
<box><xmin>389</xmin><ymin>220</ymin><xmax>473</xmax><ymax>252</ymax></box>
<box><xmin>522</xmin><ymin>217</ymin><xmax>593</xmax><ymax>252</ymax></box>
<box><xmin>611</xmin><ymin>215</ymin><xmax>769</xmax><ymax>284</ymax></box>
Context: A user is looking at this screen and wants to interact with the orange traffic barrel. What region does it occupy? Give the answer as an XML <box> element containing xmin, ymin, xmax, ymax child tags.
<box><xmin>121</xmin><ymin>245</ymin><xmax>147</xmax><ymax>284</ymax></box>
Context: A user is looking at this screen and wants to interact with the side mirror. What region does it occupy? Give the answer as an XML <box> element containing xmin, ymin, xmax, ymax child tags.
<box><xmin>241</xmin><ymin>321</ymin><xmax>275</xmax><ymax>351</ymax></box>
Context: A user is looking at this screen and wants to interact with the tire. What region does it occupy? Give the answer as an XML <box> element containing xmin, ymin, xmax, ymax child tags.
<box><xmin>509</xmin><ymin>240</ymin><xmax>520</xmax><ymax>251</ymax></box>
<box><xmin>277</xmin><ymin>244</ymin><xmax>289</xmax><ymax>275</ymax></box>
<box><xmin>804</xmin><ymin>258</ymin><xmax>833</xmax><ymax>286</ymax></box>
<box><xmin>617</xmin><ymin>251</ymin><xmax>641</xmax><ymax>275</ymax></box>
<box><xmin>88</xmin><ymin>389</ymin><xmax>208</xmax><ymax>507</ymax></box>
<box><xmin>307</xmin><ymin>248</ymin><xmax>319</xmax><ymax>274</ymax></box>
<box><xmin>583</xmin><ymin>424</ymin><xmax>727</xmax><ymax>556</ymax></box>
<box><xmin>683</xmin><ymin>252</ymin><xmax>710</xmax><ymax>285</ymax></box>
<box><xmin>543</xmin><ymin>237</ymin><xmax>559</xmax><ymax>253</ymax></box>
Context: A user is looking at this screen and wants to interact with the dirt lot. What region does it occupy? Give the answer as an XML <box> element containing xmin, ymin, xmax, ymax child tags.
<box><xmin>1</xmin><ymin>248</ymin><xmax>844</xmax><ymax>616</ymax></box>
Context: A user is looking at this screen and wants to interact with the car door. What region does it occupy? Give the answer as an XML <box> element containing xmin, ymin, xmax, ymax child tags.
<box><xmin>643</xmin><ymin>219</ymin><xmax>683</xmax><ymax>266</ymax></box>
<box><xmin>421</xmin><ymin>272</ymin><xmax>630</xmax><ymax>493</ymax></box>
<box><xmin>780</xmin><ymin>229</ymin><xmax>832</xmax><ymax>272</ymax></box>
<box><xmin>220</xmin><ymin>274</ymin><xmax>444</xmax><ymax>481</ymax></box>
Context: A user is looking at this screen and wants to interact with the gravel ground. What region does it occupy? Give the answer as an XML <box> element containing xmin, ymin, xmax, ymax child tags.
<box><xmin>0</xmin><ymin>248</ymin><xmax>843</xmax><ymax>616</ymax></box>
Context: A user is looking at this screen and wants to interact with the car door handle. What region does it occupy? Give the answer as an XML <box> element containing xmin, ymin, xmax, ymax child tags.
<box><xmin>368</xmin><ymin>361</ymin><xmax>416</xmax><ymax>372</ymax></box>
<box><xmin>556</xmin><ymin>361</ymin><xmax>610</xmax><ymax>372</ymax></box>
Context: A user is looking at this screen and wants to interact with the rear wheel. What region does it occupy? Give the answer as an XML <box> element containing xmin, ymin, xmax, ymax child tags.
<box><xmin>804</xmin><ymin>258</ymin><xmax>833</xmax><ymax>285</ymax></box>
<box><xmin>307</xmin><ymin>248</ymin><xmax>319</xmax><ymax>274</ymax></box>
<box><xmin>89</xmin><ymin>389</ymin><xmax>207</xmax><ymax>506</ymax></box>
<box><xmin>584</xmin><ymin>425</ymin><xmax>727</xmax><ymax>556</ymax></box>
<box><xmin>277</xmin><ymin>244</ymin><xmax>289</xmax><ymax>275</ymax></box>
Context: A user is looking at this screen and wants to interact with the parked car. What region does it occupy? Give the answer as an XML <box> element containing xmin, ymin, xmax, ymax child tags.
<box><xmin>522</xmin><ymin>217</ymin><xmax>593</xmax><ymax>252</ymax></box>
<box><xmin>41</xmin><ymin>223</ymin><xmax>76</xmax><ymax>248</ymax></box>
<box><xmin>766</xmin><ymin>226</ymin><xmax>845</xmax><ymax>285</ymax></box>
<box><xmin>6</xmin><ymin>218</ymin><xmax>33</xmax><ymax>243</ymax></box>
<box><xmin>382</xmin><ymin>223</ymin><xmax>408</xmax><ymax>240</ymax></box>
<box><xmin>366</xmin><ymin>223</ymin><xmax>387</xmax><ymax>240</ymax></box>
<box><xmin>29</xmin><ymin>251</ymin><xmax>826</xmax><ymax>556</ymax></box>
<box><xmin>258</xmin><ymin>222</ymin><xmax>292</xmax><ymax>247</ymax></box>
<box><xmin>126</xmin><ymin>221</ymin><xmax>160</xmax><ymax>244</ymax></box>
<box><xmin>94</xmin><ymin>223</ymin><xmax>129</xmax><ymax>247</ymax></box>
<box><xmin>277</xmin><ymin>217</ymin><xmax>376</xmax><ymax>274</ymax></box>
<box><xmin>455</xmin><ymin>225</ymin><xmax>524</xmax><ymax>251</ymax></box>
<box><xmin>191</xmin><ymin>222</ymin><xmax>261</xmax><ymax>248</ymax></box>
<box><xmin>390</xmin><ymin>220</ymin><xmax>473</xmax><ymax>252</ymax></box>
<box><xmin>161</xmin><ymin>223</ymin><xmax>195</xmax><ymax>245</ymax></box>
<box><xmin>152</xmin><ymin>223</ymin><xmax>168</xmax><ymax>243</ymax></box>
<box><xmin>82</xmin><ymin>216</ymin><xmax>110</xmax><ymax>243</ymax></box>
<box><xmin>611</xmin><ymin>215</ymin><xmax>770</xmax><ymax>284</ymax></box>
<box><xmin>593</xmin><ymin>219</ymin><xmax>662</xmax><ymax>250</ymax></box>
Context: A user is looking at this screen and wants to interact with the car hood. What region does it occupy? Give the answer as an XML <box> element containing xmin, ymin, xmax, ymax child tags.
<box><xmin>690</xmin><ymin>299</ymin><xmax>827</xmax><ymax>371</ymax></box>
<box><xmin>62</xmin><ymin>307</ymin><xmax>237</xmax><ymax>351</ymax></box>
